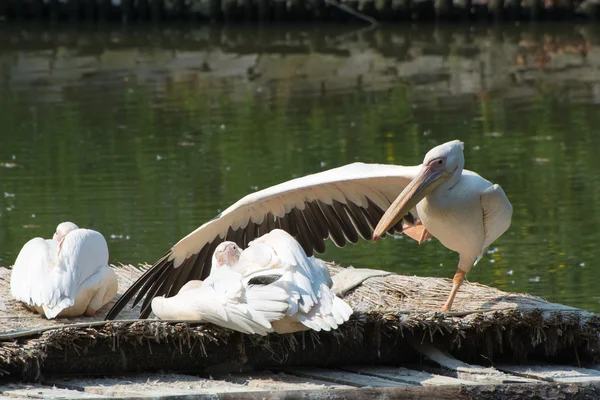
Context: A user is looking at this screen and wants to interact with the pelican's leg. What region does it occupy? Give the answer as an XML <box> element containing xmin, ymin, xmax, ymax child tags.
<box><xmin>440</xmin><ymin>269</ymin><xmax>466</xmax><ymax>312</ymax></box>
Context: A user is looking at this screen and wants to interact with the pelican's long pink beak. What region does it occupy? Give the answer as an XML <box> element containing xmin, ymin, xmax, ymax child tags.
<box><xmin>372</xmin><ymin>165</ymin><xmax>447</xmax><ymax>241</ymax></box>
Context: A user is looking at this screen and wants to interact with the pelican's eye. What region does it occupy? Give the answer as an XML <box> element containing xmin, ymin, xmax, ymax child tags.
<box><xmin>428</xmin><ymin>158</ymin><xmax>446</xmax><ymax>168</ymax></box>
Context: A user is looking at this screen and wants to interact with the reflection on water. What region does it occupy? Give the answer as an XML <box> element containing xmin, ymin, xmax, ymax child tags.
<box><xmin>1</xmin><ymin>23</ymin><xmax>600</xmax><ymax>312</ymax></box>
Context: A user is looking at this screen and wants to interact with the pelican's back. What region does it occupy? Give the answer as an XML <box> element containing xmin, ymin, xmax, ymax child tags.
<box><xmin>241</xmin><ymin>229</ymin><xmax>353</xmax><ymax>331</ymax></box>
<box><xmin>11</xmin><ymin>228</ymin><xmax>111</xmax><ymax>319</ymax></box>
<box><xmin>11</xmin><ymin>237</ymin><xmax>59</xmax><ymax>308</ymax></box>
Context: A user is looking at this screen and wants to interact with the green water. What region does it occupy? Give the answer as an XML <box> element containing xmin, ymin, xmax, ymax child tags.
<box><xmin>1</xmin><ymin>23</ymin><xmax>599</xmax><ymax>312</ymax></box>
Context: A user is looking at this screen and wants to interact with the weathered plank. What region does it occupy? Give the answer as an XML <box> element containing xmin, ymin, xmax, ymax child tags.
<box><xmin>409</xmin><ymin>341</ymin><xmax>540</xmax><ymax>384</ymax></box>
<box><xmin>280</xmin><ymin>367</ymin><xmax>413</xmax><ymax>387</ymax></box>
<box><xmin>497</xmin><ymin>365</ymin><xmax>600</xmax><ymax>383</ymax></box>
<box><xmin>45</xmin><ymin>374</ymin><xmax>261</xmax><ymax>397</ymax></box>
<box><xmin>342</xmin><ymin>365</ymin><xmax>479</xmax><ymax>386</ymax></box>
<box><xmin>0</xmin><ymin>384</ymin><xmax>106</xmax><ymax>399</ymax></box>
<box><xmin>215</xmin><ymin>371</ymin><xmax>354</xmax><ymax>390</ymax></box>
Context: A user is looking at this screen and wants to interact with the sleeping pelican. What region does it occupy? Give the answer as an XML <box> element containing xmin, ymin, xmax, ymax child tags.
<box><xmin>11</xmin><ymin>222</ymin><xmax>118</xmax><ymax>319</ymax></box>
<box><xmin>106</xmin><ymin>139</ymin><xmax>511</xmax><ymax>319</ymax></box>
<box><xmin>152</xmin><ymin>230</ymin><xmax>352</xmax><ymax>334</ymax></box>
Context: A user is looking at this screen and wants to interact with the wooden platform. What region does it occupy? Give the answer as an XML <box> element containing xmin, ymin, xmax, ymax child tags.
<box><xmin>1</xmin><ymin>263</ymin><xmax>600</xmax><ymax>392</ymax></box>
<box><xmin>2</xmin><ymin>363</ymin><xmax>600</xmax><ymax>399</ymax></box>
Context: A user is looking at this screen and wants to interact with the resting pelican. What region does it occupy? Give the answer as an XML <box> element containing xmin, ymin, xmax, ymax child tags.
<box><xmin>11</xmin><ymin>222</ymin><xmax>118</xmax><ymax>319</ymax></box>
<box><xmin>151</xmin><ymin>249</ymin><xmax>290</xmax><ymax>336</ymax></box>
<box><xmin>233</xmin><ymin>229</ymin><xmax>352</xmax><ymax>333</ymax></box>
<box><xmin>106</xmin><ymin>139</ymin><xmax>511</xmax><ymax>319</ymax></box>
<box><xmin>152</xmin><ymin>230</ymin><xmax>353</xmax><ymax>334</ymax></box>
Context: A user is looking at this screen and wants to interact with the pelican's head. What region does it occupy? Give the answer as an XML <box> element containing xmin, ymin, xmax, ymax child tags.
<box><xmin>52</xmin><ymin>221</ymin><xmax>79</xmax><ymax>243</ymax></box>
<box><xmin>372</xmin><ymin>140</ymin><xmax>464</xmax><ymax>241</ymax></box>
<box><xmin>211</xmin><ymin>241</ymin><xmax>242</xmax><ymax>272</ymax></box>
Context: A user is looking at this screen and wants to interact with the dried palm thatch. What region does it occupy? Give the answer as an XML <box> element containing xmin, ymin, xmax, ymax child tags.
<box><xmin>0</xmin><ymin>263</ymin><xmax>599</xmax><ymax>382</ymax></box>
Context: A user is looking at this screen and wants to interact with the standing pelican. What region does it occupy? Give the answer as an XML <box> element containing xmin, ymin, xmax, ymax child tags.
<box><xmin>11</xmin><ymin>222</ymin><xmax>118</xmax><ymax>319</ymax></box>
<box><xmin>105</xmin><ymin>139</ymin><xmax>511</xmax><ymax>320</ymax></box>
<box><xmin>373</xmin><ymin>141</ymin><xmax>512</xmax><ymax>311</ymax></box>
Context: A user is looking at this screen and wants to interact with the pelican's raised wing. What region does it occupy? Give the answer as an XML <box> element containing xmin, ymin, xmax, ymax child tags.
<box><xmin>106</xmin><ymin>162</ymin><xmax>420</xmax><ymax>319</ymax></box>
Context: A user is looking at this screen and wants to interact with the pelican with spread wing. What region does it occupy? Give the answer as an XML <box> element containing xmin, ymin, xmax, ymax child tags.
<box><xmin>106</xmin><ymin>139</ymin><xmax>512</xmax><ymax>319</ymax></box>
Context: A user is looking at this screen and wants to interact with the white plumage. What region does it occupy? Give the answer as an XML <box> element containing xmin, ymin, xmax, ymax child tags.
<box><xmin>151</xmin><ymin>265</ymin><xmax>290</xmax><ymax>336</ymax></box>
<box><xmin>11</xmin><ymin>222</ymin><xmax>118</xmax><ymax>319</ymax></box>
<box><xmin>151</xmin><ymin>230</ymin><xmax>353</xmax><ymax>335</ymax></box>
<box><xmin>233</xmin><ymin>229</ymin><xmax>353</xmax><ymax>333</ymax></box>
<box><xmin>107</xmin><ymin>139</ymin><xmax>512</xmax><ymax>319</ymax></box>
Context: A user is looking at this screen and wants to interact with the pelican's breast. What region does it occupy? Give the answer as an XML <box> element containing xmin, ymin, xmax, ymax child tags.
<box><xmin>418</xmin><ymin>173</ymin><xmax>491</xmax><ymax>260</ymax></box>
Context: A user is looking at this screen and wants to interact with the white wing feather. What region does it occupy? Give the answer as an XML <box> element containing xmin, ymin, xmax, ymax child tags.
<box><xmin>238</xmin><ymin>229</ymin><xmax>353</xmax><ymax>331</ymax></box>
<box><xmin>151</xmin><ymin>267</ymin><xmax>289</xmax><ymax>336</ymax></box>
<box><xmin>170</xmin><ymin>163</ymin><xmax>421</xmax><ymax>267</ymax></box>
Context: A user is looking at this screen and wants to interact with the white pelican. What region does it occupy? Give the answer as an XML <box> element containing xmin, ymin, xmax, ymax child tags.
<box><xmin>106</xmin><ymin>139</ymin><xmax>511</xmax><ymax>319</ymax></box>
<box><xmin>151</xmin><ymin>248</ymin><xmax>290</xmax><ymax>336</ymax></box>
<box><xmin>151</xmin><ymin>230</ymin><xmax>353</xmax><ymax>334</ymax></box>
<box><xmin>11</xmin><ymin>222</ymin><xmax>118</xmax><ymax>319</ymax></box>
<box><xmin>232</xmin><ymin>229</ymin><xmax>353</xmax><ymax>333</ymax></box>
<box><xmin>373</xmin><ymin>141</ymin><xmax>512</xmax><ymax>311</ymax></box>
